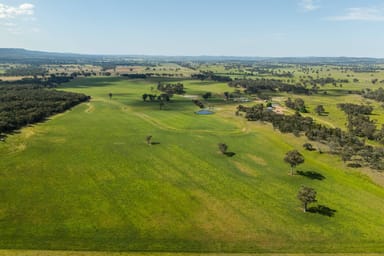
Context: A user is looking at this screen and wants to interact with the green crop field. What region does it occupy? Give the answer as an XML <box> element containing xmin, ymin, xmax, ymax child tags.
<box><xmin>1</xmin><ymin>74</ymin><xmax>384</xmax><ymax>254</ymax></box>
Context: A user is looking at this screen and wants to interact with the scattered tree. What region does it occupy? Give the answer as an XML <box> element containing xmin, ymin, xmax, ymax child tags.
<box><xmin>315</xmin><ymin>105</ymin><xmax>325</xmax><ymax>115</ymax></box>
<box><xmin>224</xmin><ymin>91</ymin><xmax>229</xmax><ymax>101</ymax></box>
<box><xmin>218</xmin><ymin>143</ymin><xmax>228</xmax><ymax>154</ymax></box>
<box><xmin>108</xmin><ymin>92</ymin><xmax>113</xmax><ymax>100</ymax></box>
<box><xmin>146</xmin><ymin>135</ymin><xmax>152</xmax><ymax>145</ymax></box>
<box><xmin>202</xmin><ymin>92</ymin><xmax>212</xmax><ymax>101</ymax></box>
<box><xmin>297</xmin><ymin>186</ymin><xmax>317</xmax><ymax>212</ymax></box>
<box><xmin>303</xmin><ymin>143</ymin><xmax>315</xmax><ymax>151</ymax></box>
<box><xmin>284</xmin><ymin>150</ymin><xmax>305</xmax><ymax>175</ymax></box>
<box><xmin>192</xmin><ymin>99</ymin><xmax>205</xmax><ymax>108</ymax></box>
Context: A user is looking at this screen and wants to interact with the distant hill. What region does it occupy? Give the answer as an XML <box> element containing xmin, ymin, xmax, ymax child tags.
<box><xmin>1</xmin><ymin>48</ymin><xmax>384</xmax><ymax>64</ymax></box>
<box><xmin>0</xmin><ymin>48</ymin><xmax>105</xmax><ymax>64</ymax></box>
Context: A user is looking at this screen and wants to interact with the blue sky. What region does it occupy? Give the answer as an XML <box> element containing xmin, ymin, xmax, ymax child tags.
<box><xmin>1</xmin><ymin>0</ymin><xmax>384</xmax><ymax>57</ymax></box>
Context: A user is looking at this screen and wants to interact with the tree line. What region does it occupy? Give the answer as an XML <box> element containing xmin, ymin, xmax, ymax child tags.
<box><xmin>3</xmin><ymin>66</ymin><xmax>47</xmax><ymax>76</ymax></box>
<box><xmin>0</xmin><ymin>84</ymin><xmax>90</xmax><ymax>134</ymax></box>
<box><xmin>228</xmin><ymin>79</ymin><xmax>311</xmax><ymax>95</ymax></box>
<box><xmin>0</xmin><ymin>75</ymin><xmax>75</xmax><ymax>87</ymax></box>
<box><xmin>191</xmin><ymin>71</ymin><xmax>232</xmax><ymax>82</ymax></box>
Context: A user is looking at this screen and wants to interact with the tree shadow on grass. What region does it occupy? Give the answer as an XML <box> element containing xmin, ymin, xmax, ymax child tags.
<box><xmin>308</xmin><ymin>205</ymin><xmax>336</xmax><ymax>217</ymax></box>
<box><xmin>297</xmin><ymin>170</ymin><xmax>325</xmax><ymax>180</ymax></box>
<box><xmin>318</xmin><ymin>112</ymin><xmax>329</xmax><ymax>116</ymax></box>
<box><xmin>151</xmin><ymin>142</ymin><xmax>160</xmax><ymax>145</ymax></box>
<box><xmin>224</xmin><ymin>152</ymin><xmax>236</xmax><ymax>157</ymax></box>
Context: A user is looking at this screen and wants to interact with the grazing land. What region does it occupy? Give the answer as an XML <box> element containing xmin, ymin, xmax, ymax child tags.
<box><xmin>1</xmin><ymin>54</ymin><xmax>384</xmax><ymax>254</ymax></box>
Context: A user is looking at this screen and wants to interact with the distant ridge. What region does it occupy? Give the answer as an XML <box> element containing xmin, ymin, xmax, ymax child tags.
<box><xmin>0</xmin><ymin>48</ymin><xmax>104</xmax><ymax>64</ymax></box>
<box><xmin>1</xmin><ymin>48</ymin><xmax>384</xmax><ymax>64</ymax></box>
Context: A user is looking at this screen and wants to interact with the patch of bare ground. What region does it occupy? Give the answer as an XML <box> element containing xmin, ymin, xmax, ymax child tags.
<box><xmin>352</xmin><ymin>167</ymin><xmax>384</xmax><ymax>187</ymax></box>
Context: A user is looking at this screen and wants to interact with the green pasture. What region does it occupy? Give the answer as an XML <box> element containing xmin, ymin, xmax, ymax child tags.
<box><xmin>0</xmin><ymin>77</ymin><xmax>384</xmax><ymax>253</ymax></box>
<box><xmin>1</xmin><ymin>251</ymin><xmax>384</xmax><ymax>256</ymax></box>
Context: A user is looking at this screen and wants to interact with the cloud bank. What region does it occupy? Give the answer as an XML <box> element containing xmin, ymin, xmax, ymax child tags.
<box><xmin>0</xmin><ymin>3</ymin><xmax>34</xmax><ymax>19</ymax></box>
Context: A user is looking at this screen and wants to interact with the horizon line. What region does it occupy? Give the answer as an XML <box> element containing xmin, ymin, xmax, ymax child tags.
<box><xmin>1</xmin><ymin>48</ymin><xmax>384</xmax><ymax>59</ymax></box>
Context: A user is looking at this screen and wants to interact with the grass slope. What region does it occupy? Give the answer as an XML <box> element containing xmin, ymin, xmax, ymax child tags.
<box><xmin>0</xmin><ymin>77</ymin><xmax>384</xmax><ymax>253</ymax></box>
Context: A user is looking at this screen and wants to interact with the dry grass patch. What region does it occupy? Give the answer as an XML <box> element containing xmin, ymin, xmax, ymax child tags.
<box><xmin>84</xmin><ymin>103</ymin><xmax>95</xmax><ymax>113</ymax></box>
<box><xmin>233</xmin><ymin>161</ymin><xmax>259</xmax><ymax>177</ymax></box>
<box><xmin>247</xmin><ymin>154</ymin><xmax>267</xmax><ymax>166</ymax></box>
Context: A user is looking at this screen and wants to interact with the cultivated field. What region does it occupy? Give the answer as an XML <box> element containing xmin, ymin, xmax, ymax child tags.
<box><xmin>1</xmin><ymin>67</ymin><xmax>384</xmax><ymax>253</ymax></box>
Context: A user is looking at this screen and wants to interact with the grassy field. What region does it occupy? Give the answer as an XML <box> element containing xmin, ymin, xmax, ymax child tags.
<box><xmin>2</xmin><ymin>251</ymin><xmax>384</xmax><ymax>256</ymax></box>
<box><xmin>1</xmin><ymin>76</ymin><xmax>384</xmax><ymax>253</ymax></box>
<box><xmin>1</xmin><ymin>251</ymin><xmax>384</xmax><ymax>256</ymax></box>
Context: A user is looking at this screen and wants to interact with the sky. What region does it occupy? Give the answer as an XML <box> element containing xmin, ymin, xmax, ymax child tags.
<box><xmin>0</xmin><ymin>0</ymin><xmax>384</xmax><ymax>57</ymax></box>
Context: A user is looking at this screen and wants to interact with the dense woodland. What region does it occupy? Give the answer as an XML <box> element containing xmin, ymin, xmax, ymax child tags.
<box><xmin>0</xmin><ymin>75</ymin><xmax>75</xmax><ymax>87</ymax></box>
<box><xmin>0</xmin><ymin>84</ymin><xmax>90</xmax><ymax>134</ymax></box>
<box><xmin>191</xmin><ymin>71</ymin><xmax>232</xmax><ymax>82</ymax></box>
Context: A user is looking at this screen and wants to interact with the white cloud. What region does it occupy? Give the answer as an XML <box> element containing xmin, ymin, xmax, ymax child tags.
<box><xmin>0</xmin><ymin>3</ymin><xmax>38</xmax><ymax>34</ymax></box>
<box><xmin>0</xmin><ymin>3</ymin><xmax>34</xmax><ymax>19</ymax></box>
<box><xmin>328</xmin><ymin>7</ymin><xmax>384</xmax><ymax>21</ymax></box>
<box><xmin>299</xmin><ymin>0</ymin><xmax>320</xmax><ymax>12</ymax></box>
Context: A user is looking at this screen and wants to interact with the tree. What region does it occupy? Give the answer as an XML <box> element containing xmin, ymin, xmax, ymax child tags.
<box><xmin>224</xmin><ymin>91</ymin><xmax>229</xmax><ymax>101</ymax></box>
<box><xmin>146</xmin><ymin>135</ymin><xmax>152</xmax><ymax>145</ymax></box>
<box><xmin>218</xmin><ymin>143</ymin><xmax>228</xmax><ymax>154</ymax></box>
<box><xmin>294</xmin><ymin>98</ymin><xmax>308</xmax><ymax>113</ymax></box>
<box><xmin>341</xmin><ymin>146</ymin><xmax>354</xmax><ymax>163</ymax></box>
<box><xmin>284</xmin><ymin>150</ymin><xmax>304</xmax><ymax>175</ymax></box>
<box><xmin>315</xmin><ymin>105</ymin><xmax>325</xmax><ymax>115</ymax></box>
<box><xmin>202</xmin><ymin>92</ymin><xmax>212</xmax><ymax>101</ymax></box>
<box><xmin>303</xmin><ymin>142</ymin><xmax>314</xmax><ymax>151</ymax></box>
<box><xmin>297</xmin><ymin>186</ymin><xmax>317</xmax><ymax>212</ymax></box>
<box><xmin>108</xmin><ymin>92</ymin><xmax>113</xmax><ymax>100</ymax></box>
